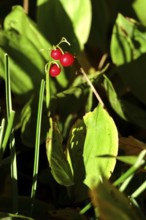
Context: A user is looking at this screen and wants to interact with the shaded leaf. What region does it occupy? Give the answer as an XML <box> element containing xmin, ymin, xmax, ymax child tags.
<box><xmin>103</xmin><ymin>75</ymin><xmax>146</xmax><ymax>129</ymax></box>
<box><xmin>118</xmin><ymin>54</ymin><xmax>146</xmax><ymax>105</ymax></box>
<box><xmin>119</xmin><ymin>136</ymin><xmax>146</xmax><ymax>156</ymax></box>
<box><xmin>103</xmin><ymin>75</ymin><xmax>127</xmax><ymax>120</ymax></box>
<box><xmin>46</xmin><ymin>118</ymin><xmax>74</xmax><ymax>186</ymax></box>
<box><xmin>90</xmin><ymin>178</ymin><xmax>143</xmax><ymax>220</ymax></box>
<box><xmin>0</xmin><ymin>196</ymin><xmax>51</xmax><ymax>220</ymax></box>
<box><xmin>67</xmin><ymin>119</ymin><xmax>88</xmax><ymax>202</ymax></box>
<box><xmin>37</xmin><ymin>0</ymin><xmax>91</xmax><ymax>52</ymax></box>
<box><xmin>111</xmin><ymin>13</ymin><xmax>146</xmax><ymax>65</ymax></box>
<box><xmin>88</xmin><ymin>0</ymin><xmax>110</xmax><ymax>51</ymax></box>
<box><xmin>4</xmin><ymin>5</ymin><xmax>51</xmax><ymax>61</ymax></box>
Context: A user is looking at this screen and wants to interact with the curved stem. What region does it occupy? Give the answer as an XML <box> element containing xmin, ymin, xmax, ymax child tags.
<box><xmin>80</xmin><ymin>67</ymin><xmax>104</xmax><ymax>108</ymax></box>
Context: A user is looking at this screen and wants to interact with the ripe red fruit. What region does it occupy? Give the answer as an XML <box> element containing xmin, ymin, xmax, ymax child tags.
<box><xmin>60</xmin><ymin>52</ymin><xmax>74</xmax><ymax>67</ymax></box>
<box><xmin>51</xmin><ymin>49</ymin><xmax>62</xmax><ymax>60</ymax></box>
<box><xmin>49</xmin><ymin>64</ymin><xmax>61</xmax><ymax>77</ymax></box>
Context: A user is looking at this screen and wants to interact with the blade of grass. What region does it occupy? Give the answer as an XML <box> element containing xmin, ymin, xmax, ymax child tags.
<box><xmin>113</xmin><ymin>150</ymin><xmax>146</xmax><ymax>189</ymax></box>
<box><xmin>5</xmin><ymin>53</ymin><xmax>18</xmax><ymax>213</ymax></box>
<box><xmin>79</xmin><ymin>202</ymin><xmax>92</xmax><ymax>215</ymax></box>
<box><xmin>31</xmin><ymin>79</ymin><xmax>45</xmax><ymax>210</ymax></box>
<box><xmin>130</xmin><ymin>180</ymin><xmax>146</xmax><ymax>199</ymax></box>
<box><xmin>45</xmin><ymin>62</ymin><xmax>51</xmax><ymax>109</ymax></box>
<box><xmin>0</xmin><ymin>118</ymin><xmax>5</xmax><ymax>148</ymax></box>
<box><xmin>0</xmin><ymin>112</ymin><xmax>15</xmax><ymax>160</ymax></box>
<box><xmin>5</xmin><ymin>54</ymin><xmax>12</xmax><ymax>117</ymax></box>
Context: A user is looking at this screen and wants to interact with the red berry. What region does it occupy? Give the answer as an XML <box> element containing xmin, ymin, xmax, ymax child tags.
<box><xmin>49</xmin><ymin>64</ymin><xmax>61</xmax><ymax>77</ymax></box>
<box><xmin>51</xmin><ymin>49</ymin><xmax>62</xmax><ymax>60</ymax></box>
<box><xmin>60</xmin><ymin>52</ymin><xmax>74</xmax><ymax>67</ymax></box>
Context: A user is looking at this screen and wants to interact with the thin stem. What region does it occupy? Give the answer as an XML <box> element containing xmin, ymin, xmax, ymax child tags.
<box><xmin>31</xmin><ymin>80</ymin><xmax>45</xmax><ymax>212</ymax></box>
<box><xmin>130</xmin><ymin>180</ymin><xmax>146</xmax><ymax>199</ymax></box>
<box><xmin>4</xmin><ymin>53</ymin><xmax>18</xmax><ymax>213</ymax></box>
<box><xmin>1</xmin><ymin>111</ymin><xmax>15</xmax><ymax>160</ymax></box>
<box><xmin>80</xmin><ymin>67</ymin><xmax>104</xmax><ymax>107</ymax></box>
<box><xmin>0</xmin><ymin>118</ymin><xmax>5</xmax><ymax>148</ymax></box>
<box><xmin>114</xmin><ymin>150</ymin><xmax>146</xmax><ymax>188</ymax></box>
<box><xmin>79</xmin><ymin>202</ymin><xmax>92</xmax><ymax>215</ymax></box>
<box><xmin>45</xmin><ymin>62</ymin><xmax>51</xmax><ymax>109</ymax></box>
<box><xmin>10</xmin><ymin>128</ymin><xmax>18</xmax><ymax>213</ymax></box>
<box><xmin>23</xmin><ymin>0</ymin><xmax>29</xmax><ymax>14</ymax></box>
<box><xmin>5</xmin><ymin>54</ymin><xmax>12</xmax><ymax>118</ymax></box>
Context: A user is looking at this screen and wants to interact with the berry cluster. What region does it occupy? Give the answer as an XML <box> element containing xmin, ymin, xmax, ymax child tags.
<box><xmin>48</xmin><ymin>38</ymin><xmax>75</xmax><ymax>77</ymax></box>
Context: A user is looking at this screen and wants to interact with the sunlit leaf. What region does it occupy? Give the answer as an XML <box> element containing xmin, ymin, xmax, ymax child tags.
<box><xmin>83</xmin><ymin>105</ymin><xmax>118</xmax><ymax>188</ymax></box>
<box><xmin>132</xmin><ymin>0</ymin><xmax>146</xmax><ymax>26</ymax></box>
<box><xmin>37</xmin><ymin>0</ymin><xmax>91</xmax><ymax>51</ymax></box>
<box><xmin>111</xmin><ymin>13</ymin><xmax>146</xmax><ymax>65</ymax></box>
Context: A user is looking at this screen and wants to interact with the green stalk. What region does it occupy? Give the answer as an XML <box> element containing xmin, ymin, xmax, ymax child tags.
<box><xmin>5</xmin><ymin>53</ymin><xmax>18</xmax><ymax>213</ymax></box>
<box><xmin>31</xmin><ymin>79</ymin><xmax>45</xmax><ymax>208</ymax></box>
<box><xmin>114</xmin><ymin>150</ymin><xmax>146</xmax><ymax>189</ymax></box>
<box><xmin>5</xmin><ymin>54</ymin><xmax>12</xmax><ymax>117</ymax></box>
<box><xmin>0</xmin><ymin>112</ymin><xmax>15</xmax><ymax>160</ymax></box>
<box><xmin>130</xmin><ymin>180</ymin><xmax>146</xmax><ymax>199</ymax></box>
<box><xmin>0</xmin><ymin>118</ymin><xmax>5</xmax><ymax>148</ymax></box>
<box><xmin>45</xmin><ymin>62</ymin><xmax>51</xmax><ymax>109</ymax></box>
<box><xmin>79</xmin><ymin>202</ymin><xmax>92</xmax><ymax>215</ymax></box>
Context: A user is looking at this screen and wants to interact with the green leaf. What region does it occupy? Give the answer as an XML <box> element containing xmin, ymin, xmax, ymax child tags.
<box><xmin>36</xmin><ymin>0</ymin><xmax>92</xmax><ymax>52</ymax></box>
<box><xmin>103</xmin><ymin>74</ymin><xmax>146</xmax><ymax>129</ymax></box>
<box><xmin>0</xmin><ymin>6</ymin><xmax>59</xmax><ymax>103</ymax></box>
<box><xmin>103</xmin><ymin>75</ymin><xmax>127</xmax><ymax>120</ymax></box>
<box><xmin>83</xmin><ymin>105</ymin><xmax>118</xmax><ymax>188</ymax></box>
<box><xmin>132</xmin><ymin>0</ymin><xmax>146</xmax><ymax>26</ymax></box>
<box><xmin>111</xmin><ymin>13</ymin><xmax>146</xmax><ymax>65</ymax></box>
<box><xmin>46</xmin><ymin>118</ymin><xmax>74</xmax><ymax>186</ymax></box>
<box><xmin>4</xmin><ymin>5</ymin><xmax>51</xmax><ymax>61</ymax></box>
<box><xmin>91</xmin><ymin>179</ymin><xmax>143</xmax><ymax>220</ymax></box>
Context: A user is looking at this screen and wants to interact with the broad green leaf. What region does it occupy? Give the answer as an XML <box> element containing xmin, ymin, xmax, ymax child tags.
<box><xmin>4</xmin><ymin>6</ymin><xmax>51</xmax><ymax>61</ymax></box>
<box><xmin>111</xmin><ymin>13</ymin><xmax>146</xmax><ymax>65</ymax></box>
<box><xmin>103</xmin><ymin>74</ymin><xmax>146</xmax><ymax>129</ymax></box>
<box><xmin>132</xmin><ymin>0</ymin><xmax>146</xmax><ymax>26</ymax></box>
<box><xmin>3</xmin><ymin>6</ymin><xmax>69</xmax><ymax>93</ymax></box>
<box><xmin>46</xmin><ymin>118</ymin><xmax>74</xmax><ymax>186</ymax></box>
<box><xmin>60</xmin><ymin>0</ymin><xmax>91</xmax><ymax>49</ymax></box>
<box><xmin>90</xmin><ymin>179</ymin><xmax>143</xmax><ymax>220</ymax></box>
<box><xmin>83</xmin><ymin>104</ymin><xmax>118</xmax><ymax>188</ymax></box>
<box><xmin>37</xmin><ymin>0</ymin><xmax>92</xmax><ymax>52</ymax></box>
